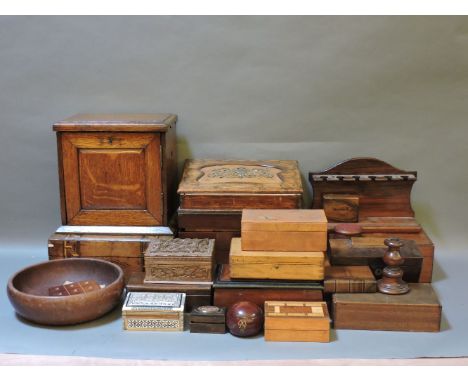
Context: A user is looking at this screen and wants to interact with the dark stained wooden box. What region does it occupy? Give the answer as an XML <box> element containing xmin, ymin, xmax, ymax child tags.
<box><xmin>53</xmin><ymin>114</ymin><xmax>177</xmax><ymax>226</ymax></box>
<box><xmin>333</xmin><ymin>283</ymin><xmax>442</xmax><ymax>332</ymax></box>
<box><xmin>126</xmin><ymin>272</ymin><xmax>212</xmax><ymax>312</ymax></box>
<box><xmin>213</xmin><ymin>265</ymin><xmax>323</xmax><ymax>309</ymax></box>
<box><xmin>48</xmin><ymin>226</ymin><xmax>173</xmax><ymax>279</ymax></box>
<box><xmin>190</xmin><ymin>306</ymin><xmax>226</xmax><ymax>334</ymax></box>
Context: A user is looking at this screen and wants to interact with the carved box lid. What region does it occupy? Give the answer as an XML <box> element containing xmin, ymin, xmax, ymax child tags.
<box><xmin>122</xmin><ymin>292</ymin><xmax>186</xmax><ymax>316</ymax></box>
<box><xmin>177</xmin><ymin>159</ymin><xmax>303</xmax><ymax>195</ymax></box>
<box><xmin>144</xmin><ymin>238</ymin><xmax>215</xmax><ymax>260</ymax></box>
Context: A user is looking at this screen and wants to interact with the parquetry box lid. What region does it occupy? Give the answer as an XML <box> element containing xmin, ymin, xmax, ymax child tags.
<box><xmin>177</xmin><ymin>159</ymin><xmax>303</xmax><ymax>194</ymax></box>
<box><xmin>122</xmin><ymin>292</ymin><xmax>186</xmax><ymax>314</ymax></box>
<box><xmin>53</xmin><ymin>113</ymin><xmax>177</xmax><ymax>132</ymax></box>
<box><xmin>145</xmin><ymin>238</ymin><xmax>215</xmax><ymax>258</ymax></box>
<box><xmin>265</xmin><ymin>301</ymin><xmax>330</xmax><ymax>330</ymax></box>
<box><xmin>229</xmin><ymin>238</ymin><xmax>324</xmax><ymax>265</ymax></box>
<box><xmin>242</xmin><ymin>209</ymin><xmax>327</xmax><ymax>232</ymax></box>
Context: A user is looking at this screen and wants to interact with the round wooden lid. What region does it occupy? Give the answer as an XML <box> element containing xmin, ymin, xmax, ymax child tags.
<box><xmin>334</xmin><ymin>223</ymin><xmax>362</xmax><ymax>236</ymax></box>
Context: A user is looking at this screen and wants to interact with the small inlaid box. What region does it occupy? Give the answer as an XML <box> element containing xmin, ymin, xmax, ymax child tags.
<box><xmin>190</xmin><ymin>305</ymin><xmax>226</xmax><ymax>334</ymax></box>
<box><xmin>144</xmin><ymin>238</ymin><xmax>215</xmax><ymax>284</ymax></box>
<box><xmin>122</xmin><ymin>292</ymin><xmax>185</xmax><ymax>331</ymax></box>
<box><xmin>264</xmin><ymin>301</ymin><xmax>330</xmax><ymax>342</ymax></box>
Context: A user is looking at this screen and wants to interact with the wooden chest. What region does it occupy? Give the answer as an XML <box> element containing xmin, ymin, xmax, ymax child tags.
<box><xmin>324</xmin><ymin>265</ymin><xmax>376</xmax><ymax>294</ymax></box>
<box><xmin>329</xmin><ymin>237</ymin><xmax>423</xmax><ymax>282</ymax></box>
<box><xmin>241</xmin><ymin>209</ymin><xmax>328</xmax><ymax>252</ymax></box>
<box><xmin>126</xmin><ymin>272</ymin><xmax>212</xmax><ymax>311</ymax></box>
<box><xmin>190</xmin><ymin>306</ymin><xmax>226</xmax><ymax>334</ymax></box>
<box><xmin>178</xmin><ymin>159</ymin><xmax>303</xmax><ymax>210</ymax></box>
<box><xmin>213</xmin><ymin>265</ymin><xmax>323</xmax><ymax>308</ymax></box>
<box><xmin>122</xmin><ymin>292</ymin><xmax>185</xmax><ymax>331</ymax></box>
<box><xmin>333</xmin><ymin>284</ymin><xmax>441</xmax><ymax>332</ymax></box>
<box><xmin>144</xmin><ymin>238</ymin><xmax>214</xmax><ymax>284</ymax></box>
<box><xmin>48</xmin><ymin>226</ymin><xmax>173</xmax><ymax>279</ymax></box>
<box><xmin>53</xmin><ymin>114</ymin><xmax>177</xmax><ymax>226</ymax></box>
<box><xmin>264</xmin><ymin>301</ymin><xmax>330</xmax><ymax>342</ymax></box>
<box><xmin>229</xmin><ymin>238</ymin><xmax>324</xmax><ymax>281</ymax></box>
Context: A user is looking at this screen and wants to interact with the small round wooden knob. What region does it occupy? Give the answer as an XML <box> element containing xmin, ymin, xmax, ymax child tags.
<box><xmin>334</xmin><ymin>223</ymin><xmax>362</xmax><ymax>237</ymax></box>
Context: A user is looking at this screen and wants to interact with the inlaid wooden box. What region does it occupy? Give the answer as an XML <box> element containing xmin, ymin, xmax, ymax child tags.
<box><xmin>329</xmin><ymin>237</ymin><xmax>423</xmax><ymax>282</ymax></box>
<box><xmin>144</xmin><ymin>238</ymin><xmax>214</xmax><ymax>284</ymax></box>
<box><xmin>126</xmin><ymin>272</ymin><xmax>211</xmax><ymax>311</ymax></box>
<box><xmin>333</xmin><ymin>284</ymin><xmax>441</xmax><ymax>332</ymax></box>
<box><xmin>229</xmin><ymin>238</ymin><xmax>324</xmax><ymax>281</ymax></box>
<box><xmin>178</xmin><ymin>159</ymin><xmax>303</xmax><ymax>210</ymax></box>
<box><xmin>190</xmin><ymin>306</ymin><xmax>226</xmax><ymax>334</ymax></box>
<box><xmin>48</xmin><ymin>226</ymin><xmax>173</xmax><ymax>279</ymax></box>
<box><xmin>213</xmin><ymin>265</ymin><xmax>323</xmax><ymax>308</ymax></box>
<box><xmin>324</xmin><ymin>265</ymin><xmax>376</xmax><ymax>294</ymax></box>
<box><xmin>264</xmin><ymin>301</ymin><xmax>330</xmax><ymax>342</ymax></box>
<box><xmin>53</xmin><ymin>114</ymin><xmax>177</xmax><ymax>226</ymax></box>
<box><xmin>323</xmin><ymin>194</ymin><xmax>359</xmax><ymax>223</ymax></box>
<box><xmin>122</xmin><ymin>292</ymin><xmax>185</xmax><ymax>331</ymax></box>
<box><xmin>241</xmin><ymin>209</ymin><xmax>328</xmax><ymax>252</ymax></box>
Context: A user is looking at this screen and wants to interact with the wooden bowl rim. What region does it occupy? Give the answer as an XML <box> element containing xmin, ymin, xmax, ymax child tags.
<box><xmin>7</xmin><ymin>258</ymin><xmax>124</xmax><ymax>301</ymax></box>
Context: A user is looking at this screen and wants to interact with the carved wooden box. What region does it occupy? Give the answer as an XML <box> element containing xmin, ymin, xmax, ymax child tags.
<box><xmin>178</xmin><ymin>159</ymin><xmax>303</xmax><ymax>210</ymax></box>
<box><xmin>48</xmin><ymin>226</ymin><xmax>173</xmax><ymax>279</ymax></box>
<box><xmin>144</xmin><ymin>238</ymin><xmax>215</xmax><ymax>284</ymax></box>
<box><xmin>333</xmin><ymin>283</ymin><xmax>441</xmax><ymax>332</ymax></box>
<box><xmin>122</xmin><ymin>292</ymin><xmax>185</xmax><ymax>331</ymax></box>
<box><xmin>126</xmin><ymin>272</ymin><xmax>212</xmax><ymax>311</ymax></box>
<box><xmin>264</xmin><ymin>301</ymin><xmax>330</xmax><ymax>342</ymax></box>
<box><xmin>213</xmin><ymin>265</ymin><xmax>323</xmax><ymax>308</ymax></box>
<box><xmin>241</xmin><ymin>209</ymin><xmax>328</xmax><ymax>252</ymax></box>
<box><xmin>53</xmin><ymin>114</ymin><xmax>177</xmax><ymax>226</ymax></box>
<box><xmin>229</xmin><ymin>238</ymin><xmax>324</xmax><ymax>281</ymax></box>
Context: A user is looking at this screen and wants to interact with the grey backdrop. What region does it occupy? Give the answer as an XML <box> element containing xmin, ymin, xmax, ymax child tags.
<box><xmin>1</xmin><ymin>16</ymin><xmax>467</xmax><ymax>251</ymax></box>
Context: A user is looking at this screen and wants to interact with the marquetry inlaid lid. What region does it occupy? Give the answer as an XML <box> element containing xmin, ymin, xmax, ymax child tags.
<box><xmin>122</xmin><ymin>292</ymin><xmax>186</xmax><ymax>315</ymax></box>
<box><xmin>264</xmin><ymin>301</ymin><xmax>330</xmax><ymax>331</ymax></box>
<box><xmin>177</xmin><ymin>159</ymin><xmax>303</xmax><ymax>194</ymax></box>
<box><xmin>145</xmin><ymin>238</ymin><xmax>215</xmax><ymax>258</ymax></box>
<box><xmin>53</xmin><ymin>113</ymin><xmax>177</xmax><ymax>132</ymax></box>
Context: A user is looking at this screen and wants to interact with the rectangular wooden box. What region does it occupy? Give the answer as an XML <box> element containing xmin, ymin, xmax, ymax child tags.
<box><xmin>190</xmin><ymin>306</ymin><xmax>226</xmax><ymax>334</ymax></box>
<box><xmin>122</xmin><ymin>292</ymin><xmax>185</xmax><ymax>331</ymax></box>
<box><xmin>333</xmin><ymin>284</ymin><xmax>441</xmax><ymax>332</ymax></box>
<box><xmin>264</xmin><ymin>301</ymin><xmax>330</xmax><ymax>342</ymax></box>
<box><xmin>48</xmin><ymin>226</ymin><xmax>173</xmax><ymax>279</ymax></box>
<box><xmin>241</xmin><ymin>209</ymin><xmax>328</xmax><ymax>252</ymax></box>
<box><xmin>329</xmin><ymin>237</ymin><xmax>423</xmax><ymax>282</ymax></box>
<box><xmin>126</xmin><ymin>272</ymin><xmax>211</xmax><ymax>311</ymax></box>
<box><xmin>213</xmin><ymin>265</ymin><xmax>323</xmax><ymax>308</ymax></box>
<box><xmin>144</xmin><ymin>238</ymin><xmax>214</xmax><ymax>284</ymax></box>
<box><xmin>324</xmin><ymin>265</ymin><xmax>376</xmax><ymax>293</ymax></box>
<box><xmin>178</xmin><ymin>159</ymin><xmax>303</xmax><ymax>210</ymax></box>
<box><xmin>54</xmin><ymin>114</ymin><xmax>177</xmax><ymax>226</ymax></box>
<box><xmin>229</xmin><ymin>238</ymin><xmax>324</xmax><ymax>281</ymax></box>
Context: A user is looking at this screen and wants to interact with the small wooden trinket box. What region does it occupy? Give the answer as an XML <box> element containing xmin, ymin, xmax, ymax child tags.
<box><xmin>190</xmin><ymin>306</ymin><xmax>226</xmax><ymax>334</ymax></box>
<box><xmin>229</xmin><ymin>238</ymin><xmax>324</xmax><ymax>281</ymax></box>
<box><xmin>144</xmin><ymin>238</ymin><xmax>215</xmax><ymax>284</ymax></box>
<box><xmin>264</xmin><ymin>301</ymin><xmax>330</xmax><ymax>342</ymax></box>
<box><xmin>333</xmin><ymin>283</ymin><xmax>441</xmax><ymax>332</ymax></box>
<box><xmin>324</xmin><ymin>265</ymin><xmax>376</xmax><ymax>293</ymax></box>
<box><xmin>241</xmin><ymin>209</ymin><xmax>328</xmax><ymax>252</ymax></box>
<box><xmin>323</xmin><ymin>194</ymin><xmax>359</xmax><ymax>223</ymax></box>
<box><xmin>122</xmin><ymin>292</ymin><xmax>185</xmax><ymax>331</ymax></box>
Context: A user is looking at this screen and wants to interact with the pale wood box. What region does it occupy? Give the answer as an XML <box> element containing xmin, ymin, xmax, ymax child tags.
<box><xmin>241</xmin><ymin>209</ymin><xmax>328</xmax><ymax>252</ymax></box>
<box><xmin>122</xmin><ymin>292</ymin><xmax>185</xmax><ymax>331</ymax></box>
<box><xmin>229</xmin><ymin>238</ymin><xmax>324</xmax><ymax>281</ymax></box>
<box><xmin>264</xmin><ymin>301</ymin><xmax>331</xmax><ymax>342</ymax></box>
<box><xmin>144</xmin><ymin>238</ymin><xmax>215</xmax><ymax>284</ymax></box>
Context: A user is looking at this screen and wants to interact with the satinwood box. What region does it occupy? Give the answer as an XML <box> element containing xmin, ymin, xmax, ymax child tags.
<box><xmin>229</xmin><ymin>238</ymin><xmax>324</xmax><ymax>281</ymax></box>
<box><xmin>264</xmin><ymin>301</ymin><xmax>330</xmax><ymax>342</ymax></box>
<box><xmin>241</xmin><ymin>209</ymin><xmax>328</xmax><ymax>252</ymax></box>
<box><xmin>53</xmin><ymin>114</ymin><xmax>177</xmax><ymax>226</ymax></box>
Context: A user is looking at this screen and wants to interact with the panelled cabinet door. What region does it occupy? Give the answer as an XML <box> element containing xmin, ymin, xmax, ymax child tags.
<box><xmin>60</xmin><ymin>132</ymin><xmax>162</xmax><ymax>226</ymax></box>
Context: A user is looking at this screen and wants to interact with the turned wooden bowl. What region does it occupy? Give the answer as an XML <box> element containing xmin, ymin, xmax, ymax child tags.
<box><xmin>7</xmin><ymin>258</ymin><xmax>124</xmax><ymax>326</ymax></box>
